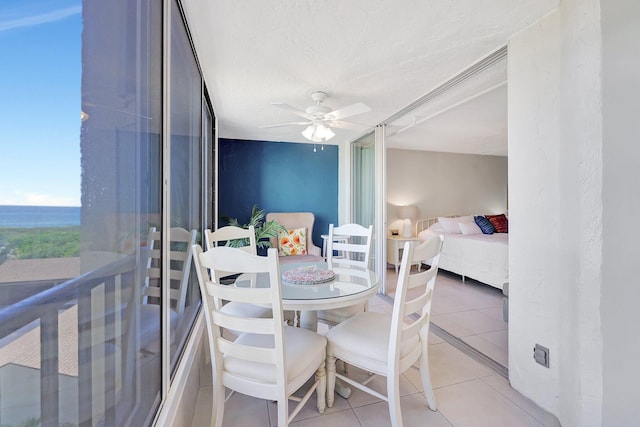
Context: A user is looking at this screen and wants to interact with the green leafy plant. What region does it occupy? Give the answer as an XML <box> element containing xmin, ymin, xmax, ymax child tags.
<box><xmin>222</xmin><ymin>205</ymin><xmax>285</xmax><ymax>249</ymax></box>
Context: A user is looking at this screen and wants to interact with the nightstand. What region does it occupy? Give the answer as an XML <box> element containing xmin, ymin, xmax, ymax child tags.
<box><xmin>386</xmin><ymin>236</ymin><xmax>422</xmax><ymax>273</ymax></box>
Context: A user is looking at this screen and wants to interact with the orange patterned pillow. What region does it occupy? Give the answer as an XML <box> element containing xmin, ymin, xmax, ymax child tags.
<box><xmin>278</xmin><ymin>227</ymin><xmax>307</xmax><ymax>256</ymax></box>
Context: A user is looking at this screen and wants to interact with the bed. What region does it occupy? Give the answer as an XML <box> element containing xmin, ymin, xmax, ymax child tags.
<box><xmin>415</xmin><ymin>215</ymin><xmax>508</xmax><ymax>290</ymax></box>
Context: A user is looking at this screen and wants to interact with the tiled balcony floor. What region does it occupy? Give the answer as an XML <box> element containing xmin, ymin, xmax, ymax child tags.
<box><xmin>190</xmin><ymin>268</ymin><xmax>558</xmax><ymax>427</ymax></box>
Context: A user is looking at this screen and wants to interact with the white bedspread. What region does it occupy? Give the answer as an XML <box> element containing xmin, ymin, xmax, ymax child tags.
<box><xmin>419</xmin><ymin>231</ymin><xmax>508</xmax><ymax>290</ymax></box>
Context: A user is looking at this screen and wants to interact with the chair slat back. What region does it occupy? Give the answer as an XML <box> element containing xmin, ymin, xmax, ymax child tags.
<box><xmin>213</xmin><ymin>312</ymin><xmax>275</xmax><ymax>335</ymax></box>
<box><xmin>205</xmin><ymin>225</ymin><xmax>257</xmax><ymax>254</ymax></box>
<box><xmin>144</xmin><ymin>226</ymin><xmax>197</xmax><ymax>316</ymax></box>
<box><xmin>204</xmin><ymin>226</ymin><xmax>258</xmax><ymax>306</ymax></box>
<box><xmin>327</xmin><ymin>223</ymin><xmax>374</xmax><ymax>269</ymax></box>
<box><xmin>217</xmin><ymin>337</ymin><xmax>277</xmax><ymax>364</ymax></box>
<box><xmin>404</xmin><ymin>267</ymin><xmax>438</xmax><ymax>315</ymax></box>
<box><xmin>192</xmin><ymin>244</ymin><xmax>217</xmax><ymax>328</ymax></box>
<box><xmin>205</xmin><ymin>276</ymin><xmax>271</xmax><ymax>303</ymax></box>
<box><xmin>389</xmin><ymin>235</ymin><xmax>443</xmax><ymax>375</ymax></box>
<box><xmin>193</xmin><ymin>245</ymin><xmax>286</xmax><ymax>395</ymax></box>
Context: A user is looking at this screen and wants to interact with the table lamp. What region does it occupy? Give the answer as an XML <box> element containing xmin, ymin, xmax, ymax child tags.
<box><xmin>397</xmin><ymin>205</ymin><xmax>419</xmax><ymax>237</ymax></box>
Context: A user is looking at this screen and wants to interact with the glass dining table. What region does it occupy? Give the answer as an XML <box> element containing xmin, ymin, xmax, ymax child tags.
<box><xmin>234</xmin><ymin>261</ymin><xmax>380</xmax><ymax>330</ymax></box>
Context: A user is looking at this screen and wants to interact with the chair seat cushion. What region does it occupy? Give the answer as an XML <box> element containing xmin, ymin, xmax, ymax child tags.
<box><xmin>225</xmin><ymin>326</ymin><xmax>326</xmax><ymax>384</ymax></box>
<box><xmin>325</xmin><ymin>312</ymin><xmax>418</xmax><ymax>374</ymax></box>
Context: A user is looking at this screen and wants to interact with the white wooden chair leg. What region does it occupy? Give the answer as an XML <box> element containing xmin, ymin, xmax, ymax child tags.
<box><xmin>213</xmin><ymin>383</ymin><xmax>225</xmax><ymax>427</ymax></box>
<box><xmin>278</xmin><ymin>397</ymin><xmax>288</xmax><ymax>427</ymax></box>
<box><xmin>387</xmin><ymin>373</ymin><xmax>403</xmax><ymax>427</ymax></box>
<box><xmin>327</xmin><ymin>355</ymin><xmax>337</xmax><ymax>408</ymax></box>
<box><xmin>419</xmin><ymin>351</ymin><xmax>437</xmax><ymax>411</ymax></box>
<box><xmin>316</xmin><ymin>362</ymin><xmax>327</xmax><ymax>413</ymax></box>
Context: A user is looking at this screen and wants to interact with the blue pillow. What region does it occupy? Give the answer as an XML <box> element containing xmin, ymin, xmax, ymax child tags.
<box><xmin>474</xmin><ymin>215</ymin><xmax>495</xmax><ymax>234</ymax></box>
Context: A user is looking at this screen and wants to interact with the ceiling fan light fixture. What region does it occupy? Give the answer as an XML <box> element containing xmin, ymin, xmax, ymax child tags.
<box><xmin>302</xmin><ymin>122</ymin><xmax>335</xmax><ymax>143</ymax></box>
<box><xmin>316</xmin><ymin>123</ymin><xmax>335</xmax><ymax>140</ymax></box>
<box><xmin>268</xmin><ymin>91</ymin><xmax>369</xmax><ymax>142</ymax></box>
<box><xmin>302</xmin><ymin>124</ymin><xmax>319</xmax><ymax>142</ymax></box>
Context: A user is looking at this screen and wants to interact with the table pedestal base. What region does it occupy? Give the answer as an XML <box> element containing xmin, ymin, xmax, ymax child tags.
<box><xmin>299</xmin><ymin>311</ymin><xmax>352</xmax><ymax>399</ymax></box>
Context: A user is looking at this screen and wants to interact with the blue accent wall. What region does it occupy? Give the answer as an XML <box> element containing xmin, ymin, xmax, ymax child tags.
<box><xmin>218</xmin><ymin>138</ymin><xmax>338</xmax><ymax>249</ymax></box>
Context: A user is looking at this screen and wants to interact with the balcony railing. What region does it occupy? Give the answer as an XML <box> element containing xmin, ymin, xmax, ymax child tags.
<box><xmin>0</xmin><ymin>255</ymin><xmax>140</xmax><ymax>427</ymax></box>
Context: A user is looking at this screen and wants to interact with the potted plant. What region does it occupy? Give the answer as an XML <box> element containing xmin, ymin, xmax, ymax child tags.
<box><xmin>222</xmin><ymin>205</ymin><xmax>285</xmax><ymax>251</ymax></box>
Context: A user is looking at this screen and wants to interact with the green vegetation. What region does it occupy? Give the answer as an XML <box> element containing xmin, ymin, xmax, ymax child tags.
<box><xmin>0</xmin><ymin>418</ymin><xmax>77</xmax><ymax>427</ymax></box>
<box><xmin>0</xmin><ymin>227</ymin><xmax>80</xmax><ymax>261</ymax></box>
<box><xmin>222</xmin><ymin>205</ymin><xmax>285</xmax><ymax>249</ymax></box>
<box><xmin>1</xmin><ymin>417</ymin><xmax>40</xmax><ymax>427</ymax></box>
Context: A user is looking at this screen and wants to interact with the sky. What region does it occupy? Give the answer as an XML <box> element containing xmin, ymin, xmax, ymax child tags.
<box><xmin>0</xmin><ymin>0</ymin><xmax>82</xmax><ymax>206</ymax></box>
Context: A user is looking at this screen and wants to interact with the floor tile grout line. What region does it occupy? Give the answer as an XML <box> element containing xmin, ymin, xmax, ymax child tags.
<box><xmin>376</xmin><ymin>293</ymin><xmax>509</xmax><ymax>380</ymax></box>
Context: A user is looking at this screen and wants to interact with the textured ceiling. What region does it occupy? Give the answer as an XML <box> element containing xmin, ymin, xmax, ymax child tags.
<box><xmin>183</xmin><ymin>0</ymin><xmax>558</xmax><ymax>155</ymax></box>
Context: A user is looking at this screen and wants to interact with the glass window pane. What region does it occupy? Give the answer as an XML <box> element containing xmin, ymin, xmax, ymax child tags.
<box><xmin>169</xmin><ymin>0</ymin><xmax>203</xmax><ymax>371</ymax></box>
<box><xmin>0</xmin><ymin>0</ymin><xmax>210</xmax><ymax>424</ymax></box>
<box><xmin>80</xmin><ymin>0</ymin><xmax>164</xmax><ymax>422</ymax></box>
<box><xmin>0</xmin><ymin>0</ymin><xmax>164</xmax><ymax>425</ymax></box>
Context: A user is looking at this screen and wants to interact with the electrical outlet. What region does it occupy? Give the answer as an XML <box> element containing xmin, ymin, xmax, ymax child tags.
<box><xmin>533</xmin><ymin>344</ymin><xmax>550</xmax><ymax>368</ymax></box>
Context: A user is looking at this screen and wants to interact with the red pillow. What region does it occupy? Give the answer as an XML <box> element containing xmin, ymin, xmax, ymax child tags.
<box><xmin>485</xmin><ymin>214</ymin><xmax>508</xmax><ymax>233</ymax></box>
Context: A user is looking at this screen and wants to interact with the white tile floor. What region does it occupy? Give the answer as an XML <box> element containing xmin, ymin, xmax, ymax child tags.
<box><xmin>190</xmin><ymin>268</ymin><xmax>558</xmax><ymax>427</ymax></box>
<box><xmin>417</xmin><ymin>269</ymin><xmax>508</xmax><ymax>367</ymax></box>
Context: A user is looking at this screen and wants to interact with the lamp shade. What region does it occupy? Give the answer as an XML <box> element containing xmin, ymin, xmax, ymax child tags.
<box><xmin>301</xmin><ymin>125</ymin><xmax>319</xmax><ymax>142</ymax></box>
<box><xmin>301</xmin><ymin>122</ymin><xmax>336</xmax><ymax>142</ymax></box>
<box><xmin>397</xmin><ymin>205</ymin><xmax>419</xmax><ymax>220</ymax></box>
<box><xmin>316</xmin><ymin>123</ymin><xmax>335</xmax><ymax>140</ymax></box>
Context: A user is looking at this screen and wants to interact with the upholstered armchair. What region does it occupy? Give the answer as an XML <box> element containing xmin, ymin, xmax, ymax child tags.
<box><xmin>266</xmin><ymin>212</ymin><xmax>323</xmax><ymax>264</ymax></box>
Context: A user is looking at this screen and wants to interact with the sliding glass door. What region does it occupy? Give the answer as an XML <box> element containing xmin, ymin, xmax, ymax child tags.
<box><xmin>351</xmin><ymin>129</ymin><xmax>386</xmax><ymax>290</ymax></box>
<box><xmin>351</xmin><ymin>132</ymin><xmax>376</xmax><ymax>230</ymax></box>
<box><xmin>351</xmin><ymin>127</ymin><xmax>386</xmax><ymax>292</ymax></box>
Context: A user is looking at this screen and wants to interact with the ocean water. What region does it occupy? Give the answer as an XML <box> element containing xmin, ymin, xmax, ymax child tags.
<box><xmin>0</xmin><ymin>205</ymin><xmax>81</xmax><ymax>228</ymax></box>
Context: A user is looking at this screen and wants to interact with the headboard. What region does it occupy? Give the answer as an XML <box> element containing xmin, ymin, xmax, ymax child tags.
<box><xmin>415</xmin><ymin>215</ymin><xmax>465</xmax><ymax>235</ymax></box>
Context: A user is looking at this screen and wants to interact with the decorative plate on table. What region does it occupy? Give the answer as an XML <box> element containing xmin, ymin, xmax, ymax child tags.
<box><xmin>282</xmin><ymin>266</ymin><xmax>335</xmax><ymax>285</ymax></box>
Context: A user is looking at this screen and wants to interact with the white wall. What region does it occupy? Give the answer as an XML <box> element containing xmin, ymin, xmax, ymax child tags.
<box><xmin>508</xmin><ymin>8</ymin><xmax>567</xmax><ymax>420</ymax></box>
<box><xmin>509</xmin><ymin>1</ymin><xmax>640</xmax><ymax>425</ymax></box>
<box><xmin>386</xmin><ymin>148</ymin><xmax>507</xmax><ymax>232</ymax></box>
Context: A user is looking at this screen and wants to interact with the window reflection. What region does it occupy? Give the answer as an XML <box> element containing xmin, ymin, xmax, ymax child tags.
<box><xmin>0</xmin><ymin>0</ymin><xmax>208</xmax><ymax>425</ymax></box>
<box><xmin>169</xmin><ymin>0</ymin><xmax>203</xmax><ymax>371</ymax></box>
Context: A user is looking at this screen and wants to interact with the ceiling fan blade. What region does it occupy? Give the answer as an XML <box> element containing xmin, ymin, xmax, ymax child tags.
<box><xmin>327</xmin><ymin>120</ymin><xmax>370</xmax><ymax>131</ymax></box>
<box><xmin>260</xmin><ymin>121</ymin><xmax>311</xmax><ymax>129</ymax></box>
<box><xmin>271</xmin><ymin>103</ymin><xmax>313</xmax><ymax>120</ymax></box>
<box><xmin>326</xmin><ymin>102</ymin><xmax>371</xmax><ymax>120</ymax></box>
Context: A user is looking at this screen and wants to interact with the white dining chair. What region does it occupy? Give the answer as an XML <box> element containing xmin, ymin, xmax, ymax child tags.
<box><xmin>316</xmin><ymin>223</ymin><xmax>374</xmax><ymax>327</ymax></box>
<box><xmin>205</xmin><ymin>225</ymin><xmax>297</xmax><ymax>325</ymax></box>
<box><xmin>325</xmin><ymin>235</ymin><xmax>444</xmax><ymax>427</ymax></box>
<box><xmin>192</xmin><ymin>245</ymin><xmax>328</xmax><ymax>427</ymax></box>
<box><xmin>204</xmin><ymin>226</ymin><xmax>272</xmax><ymax>316</ymax></box>
<box><xmin>205</xmin><ymin>225</ymin><xmax>257</xmax><ymax>255</ymax></box>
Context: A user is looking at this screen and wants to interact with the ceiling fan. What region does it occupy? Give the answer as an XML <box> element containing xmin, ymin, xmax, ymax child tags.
<box><xmin>261</xmin><ymin>91</ymin><xmax>371</xmax><ymax>142</ymax></box>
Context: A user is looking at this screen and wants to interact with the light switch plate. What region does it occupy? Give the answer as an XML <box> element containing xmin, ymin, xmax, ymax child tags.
<box><xmin>533</xmin><ymin>344</ymin><xmax>550</xmax><ymax>368</ymax></box>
